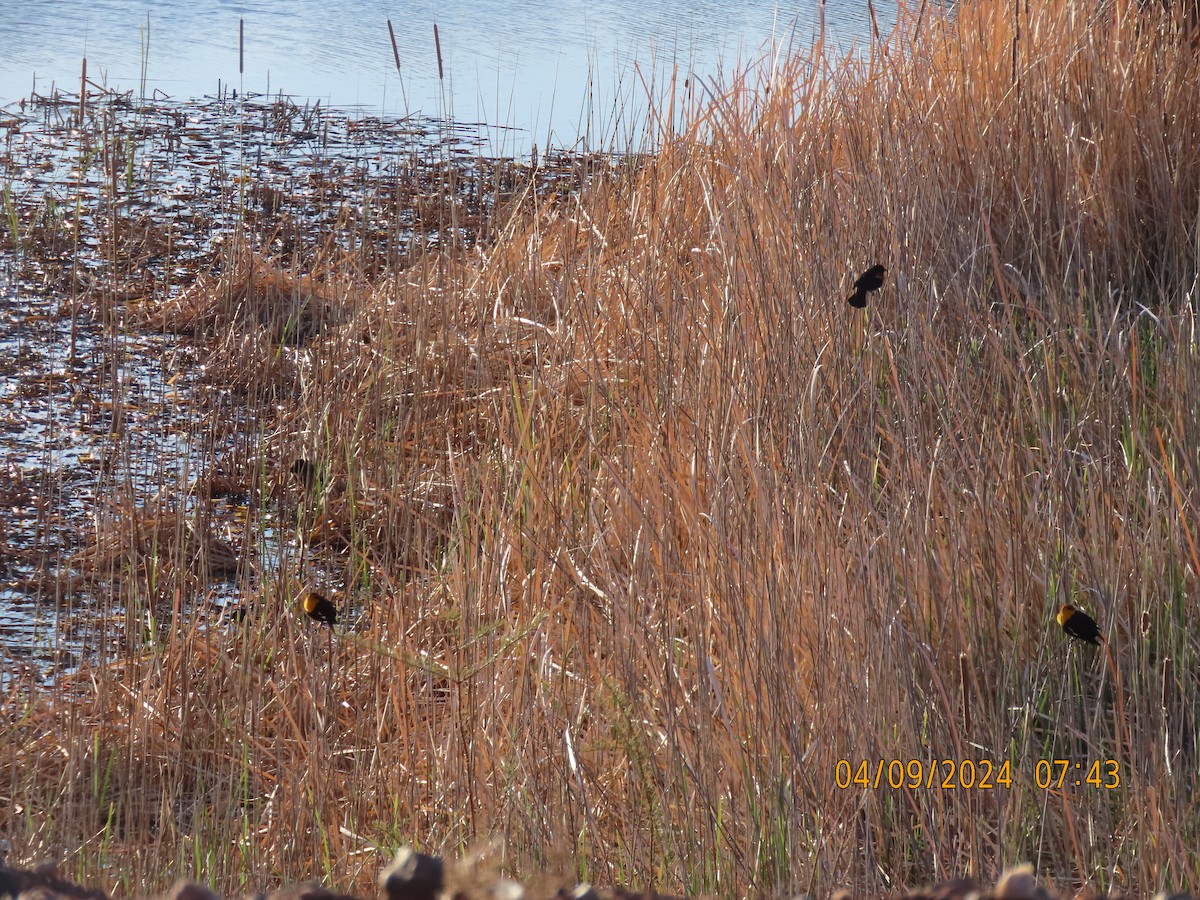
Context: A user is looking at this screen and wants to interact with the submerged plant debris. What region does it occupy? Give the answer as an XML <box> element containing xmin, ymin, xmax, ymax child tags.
<box><xmin>0</xmin><ymin>84</ymin><xmax>608</xmax><ymax>682</ymax></box>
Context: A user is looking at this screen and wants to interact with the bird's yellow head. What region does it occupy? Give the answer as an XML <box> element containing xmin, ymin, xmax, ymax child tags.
<box><xmin>1056</xmin><ymin>604</ymin><xmax>1076</xmax><ymax>626</ymax></box>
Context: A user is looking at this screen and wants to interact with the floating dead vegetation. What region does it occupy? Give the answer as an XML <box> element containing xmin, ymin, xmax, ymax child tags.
<box><xmin>148</xmin><ymin>249</ymin><xmax>346</xmax><ymax>346</ymax></box>
<box><xmin>0</xmin><ymin>82</ymin><xmax>620</xmax><ymax>682</ymax></box>
<box><xmin>73</xmin><ymin>502</ymin><xmax>242</xmax><ymax>587</ymax></box>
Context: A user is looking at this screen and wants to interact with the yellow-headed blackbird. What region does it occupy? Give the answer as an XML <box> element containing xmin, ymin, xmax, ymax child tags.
<box><xmin>1057</xmin><ymin>603</ymin><xmax>1104</xmax><ymax>645</ymax></box>
<box><xmin>302</xmin><ymin>589</ymin><xmax>338</xmax><ymax>627</ymax></box>
<box><xmin>847</xmin><ymin>264</ymin><xmax>887</xmax><ymax>309</ymax></box>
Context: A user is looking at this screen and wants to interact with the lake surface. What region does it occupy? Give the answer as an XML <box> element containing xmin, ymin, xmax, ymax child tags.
<box><xmin>0</xmin><ymin>0</ymin><xmax>898</xmax><ymax>151</ymax></box>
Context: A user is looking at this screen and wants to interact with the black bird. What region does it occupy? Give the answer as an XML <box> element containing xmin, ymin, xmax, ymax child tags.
<box><xmin>846</xmin><ymin>264</ymin><xmax>887</xmax><ymax>308</ymax></box>
<box><xmin>290</xmin><ymin>458</ymin><xmax>321</xmax><ymax>492</ymax></box>
<box><xmin>221</xmin><ymin>604</ymin><xmax>249</xmax><ymax>625</ymax></box>
<box><xmin>301</xmin><ymin>589</ymin><xmax>338</xmax><ymax>627</ymax></box>
<box><xmin>1057</xmin><ymin>603</ymin><xmax>1104</xmax><ymax>645</ymax></box>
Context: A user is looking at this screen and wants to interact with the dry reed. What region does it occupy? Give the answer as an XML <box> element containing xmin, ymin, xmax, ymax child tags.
<box><xmin>2</xmin><ymin>0</ymin><xmax>1200</xmax><ymax>895</ymax></box>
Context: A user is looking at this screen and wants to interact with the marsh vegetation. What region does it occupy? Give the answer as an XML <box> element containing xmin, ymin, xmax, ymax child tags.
<box><xmin>1</xmin><ymin>0</ymin><xmax>1199</xmax><ymax>896</ymax></box>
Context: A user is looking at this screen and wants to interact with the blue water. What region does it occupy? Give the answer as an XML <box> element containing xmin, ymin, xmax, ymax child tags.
<box><xmin>0</xmin><ymin>0</ymin><xmax>897</xmax><ymax>150</ymax></box>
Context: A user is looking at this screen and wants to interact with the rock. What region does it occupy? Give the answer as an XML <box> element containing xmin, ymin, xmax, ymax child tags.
<box><xmin>379</xmin><ymin>848</ymin><xmax>445</xmax><ymax>900</ymax></box>
<box><xmin>489</xmin><ymin>879</ymin><xmax>524</xmax><ymax>900</ymax></box>
<box><xmin>265</xmin><ymin>883</ymin><xmax>362</xmax><ymax>900</ymax></box>
<box><xmin>0</xmin><ymin>866</ymin><xmax>107</xmax><ymax>900</ymax></box>
<box><xmin>992</xmin><ymin>865</ymin><xmax>1050</xmax><ymax>900</ymax></box>
<box><xmin>159</xmin><ymin>883</ymin><xmax>223</xmax><ymax>900</ymax></box>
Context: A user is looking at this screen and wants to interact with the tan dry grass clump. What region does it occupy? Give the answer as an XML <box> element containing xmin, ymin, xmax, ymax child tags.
<box><xmin>153</xmin><ymin>249</ymin><xmax>345</xmax><ymax>348</ymax></box>
<box><xmin>74</xmin><ymin>504</ymin><xmax>240</xmax><ymax>587</ymax></box>
<box><xmin>3</xmin><ymin>0</ymin><xmax>1200</xmax><ymax>896</ymax></box>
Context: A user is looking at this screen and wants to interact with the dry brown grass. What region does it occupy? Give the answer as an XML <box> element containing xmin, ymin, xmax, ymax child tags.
<box><xmin>3</xmin><ymin>0</ymin><xmax>1200</xmax><ymax>896</ymax></box>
